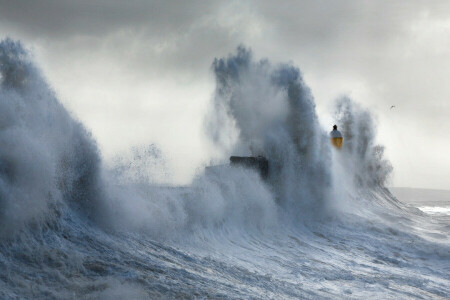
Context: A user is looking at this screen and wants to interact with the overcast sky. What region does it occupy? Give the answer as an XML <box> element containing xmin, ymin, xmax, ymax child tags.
<box><xmin>1</xmin><ymin>0</ymin><xmax>449</xmax><ymax>189</ymax></box>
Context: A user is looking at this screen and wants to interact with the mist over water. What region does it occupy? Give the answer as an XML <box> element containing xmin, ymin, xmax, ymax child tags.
<box><xmin>0</xmin><ymin>39</ymin><xmax>448</xmax><ymax>299</ymax></box>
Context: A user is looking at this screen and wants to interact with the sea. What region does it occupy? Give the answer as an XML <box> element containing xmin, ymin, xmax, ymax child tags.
<box><xmin>0</xmin><ymin>39</ymin><xmax>448</xmax><ymax>299</ymax></box>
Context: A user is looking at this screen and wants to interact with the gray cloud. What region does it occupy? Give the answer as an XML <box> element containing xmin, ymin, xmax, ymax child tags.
<box><xmin>0</xmin><ymin>0</ymin><xmax>221</xmax><ymax>38</ymax></box>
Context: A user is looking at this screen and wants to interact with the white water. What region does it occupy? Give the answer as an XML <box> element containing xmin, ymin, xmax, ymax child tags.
<box><xmin>418</xmin><ymin>206</ymin><xmax>450</xmax><ymax>216</ymax></box>
<box><xmin>0</xmin><ymin>39</ymin><xmax>448</xmax><ymax>299</ymax></box>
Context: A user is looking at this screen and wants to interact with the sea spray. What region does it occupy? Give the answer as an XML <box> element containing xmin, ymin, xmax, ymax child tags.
<box><xmin>207</xmin><ymin>46</ymin><xmax>331</xmax><ymax>216</ymax></box>
<box><xmin>0</xmin><ymin>40</ymin><xmax>395</xmax><ymax>238</ymax></box>
<box><xmin>0</xmin><ymin>38</ymin><xmax>104</xmax><ymax>235</ymax></box>
<box><xmin>0</xmin><ymin>39</ymin><xmax>448</xmax><ymax>299</ymax></box>
<box><xmin>0</xmin><ymin>39</ymin><xmax>278</xmax><ymax>238</ymax></box>
<box><xmin>334</xmin><ymin>97</ymin><xmax>393</xmax><ymax>189</ymax></box>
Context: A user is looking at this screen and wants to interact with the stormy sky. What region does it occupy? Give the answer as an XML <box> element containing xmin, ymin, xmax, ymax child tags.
<box><xmin>0</xmin><ymin>0</ymin><xmax>449</xmax><ymax>189</ymax></box>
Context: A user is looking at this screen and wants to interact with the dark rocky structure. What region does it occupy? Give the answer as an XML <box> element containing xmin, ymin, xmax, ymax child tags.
<box><xmin>229</xmin><ymin>156</ymin><xmax>269</xmax><ymax>179</ymax></box>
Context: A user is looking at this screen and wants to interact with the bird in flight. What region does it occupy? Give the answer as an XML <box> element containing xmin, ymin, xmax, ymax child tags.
<box><xmin>390</xmin><ymin>105</ymin><xmax>396</xmax><ymax>109</ymax></box>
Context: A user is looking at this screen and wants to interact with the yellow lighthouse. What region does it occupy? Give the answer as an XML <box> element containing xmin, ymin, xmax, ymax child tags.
<box><xmin>330</xmin><ymin>125</ymin><xmax>343</xmax><ymax>149</ymax></box>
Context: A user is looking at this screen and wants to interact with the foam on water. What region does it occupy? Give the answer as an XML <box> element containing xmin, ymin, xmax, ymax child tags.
<box><xmin>419</xmin><ymin>206</ymin><xmax>450</xmax><ymax>216</ymax></box>
<box><xmin>0</xmin><ymin>39</ymin><xmax>448</xmax><ymax>299</ymax></box>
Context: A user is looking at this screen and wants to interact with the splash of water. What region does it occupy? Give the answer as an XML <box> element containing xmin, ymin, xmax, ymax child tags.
<box><xmin>0</xmin><ymin>40</ymin><xmax>394</xmax><ymax>239</ymax></box>
<box><xmin>0</xmin><ymin>38</ymin><xmax>104</xmax><ymax>236</ymax></box>
<box><xmin>334</xmin><ymin>97</ymin><xmax>393</xmax><ymax>188</ymax></box>
<box><xmin>207</xmin><ymin>46</ymin><xmax>332</xmax><ymax>216</ymax></box>
<box><xmin>1</xmin><ymin>39</ymin><xmax>447</xmax><ymax>300</ymax></box>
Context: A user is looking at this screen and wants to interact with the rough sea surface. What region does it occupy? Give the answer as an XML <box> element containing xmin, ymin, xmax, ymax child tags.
<box><xmin>0</xmin><ymin>39</ymin><xmax>448</xmax><ymax>299</ymax></box>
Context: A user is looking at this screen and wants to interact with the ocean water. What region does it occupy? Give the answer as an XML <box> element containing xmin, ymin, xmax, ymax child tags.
<box><xmin>418</xmin><ymin>206</ymin><xmax>450</xmax><ymax>216</ymax></box>
<box><xmin>391</xmin><ymin>187</ymin><xmax>450</xmax><ymax>217</ymax></box>
<box><xmin>0</xmin><ymin>39</ymin><xmax>448</xmax><ymax>299</ymax></box>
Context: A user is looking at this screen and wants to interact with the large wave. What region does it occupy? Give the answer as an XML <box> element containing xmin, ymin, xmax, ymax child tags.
<box><xmin>0</xmin><ymin>40</ymin><xmax>395</xmax><ymax>238</ymax></box>
<box><xmin>0</xmin><ymin>39</ymin><xmax>448</xmax><ymax>300</ymax></box>
<box><xmin>0</xmin><ymin>38</ymin><xmax>105</xmax><ymax>236</ymax></box>
<box><xmin>206</xmin><ymin>47</ymin><xmax>393</xmax><ymax>217</ymax></box>
<box><xmin>208</xmin><ymin>46</ymin><xmax>331</xmax><ymax>214</ymax></box>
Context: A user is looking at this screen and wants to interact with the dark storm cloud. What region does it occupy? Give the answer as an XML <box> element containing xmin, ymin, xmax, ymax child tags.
<box><xmin>2</xmin><ymin>0</ymin><xmax>449</xmax><ymax>80</ymax></box>
<box><xmin>1</xmin><ymin>0</ymin><xmax>449</xmax><ymax>119</ymax></box>
<box><xmin>0</xmin><ymin>0</ymin><xmax>262</xmax><ymax>80</ymax></box>
<box><xmin>0</xmin><ymin>0</ymin><xmax>220</xmax><ymax>38</ymax></box>
<box><xmin>253</xmin><ymin>0</ymin><xmax>450</xmax><ymax>60</ymax></box>
<box><xmin>2</xmin><ymin>0</ymin><xmax>449</xmax><ymax>58</ymax></box>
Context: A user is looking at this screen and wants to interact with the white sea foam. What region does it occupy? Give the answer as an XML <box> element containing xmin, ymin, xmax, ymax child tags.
<box><xmin>418</xmin><ymin>206</ymin><xmax>450</xmax><ymax>216</ymax></box>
